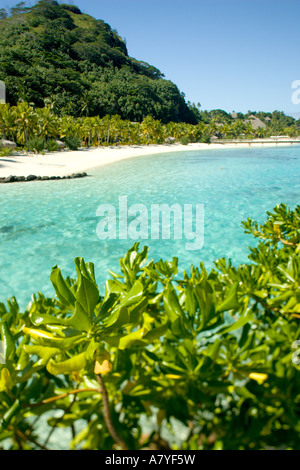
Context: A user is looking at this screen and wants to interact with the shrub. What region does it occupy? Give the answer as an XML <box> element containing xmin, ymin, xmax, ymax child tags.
<box><xmin>0</xmin><ymin>204</ymin><xmax>299</xmax><ymax>450</ymax></box>
<box><xmin>27</xmin><ymin>136</ymin><xmax>45</xmax><ymax>153</ymax></box>
<box><xmin>65</xmin><ymin>135</ymin><xmax>82</xmax><ymax>150</ymax></box>
<box><xmin>0</xmin><ymin>147</ymin><xmax>14</xmax><ymax>157</ymax></box>
<box><xmin>45</xmin><ymin>139</ymin><xmax>58</xmax><ymax>152</ymax></box>
<box><xmin>180</xmin><ymin>136</ymin><xmax>189</xmax><ymax>145</ymax></box>
<box><xmin>200</xmin><ymin>132</ymin><xmax>211</xmax><ymax>144</ymax></box>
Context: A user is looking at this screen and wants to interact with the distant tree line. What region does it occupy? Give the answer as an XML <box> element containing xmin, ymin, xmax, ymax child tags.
<box><xmin>1</xmin><ymin>101</ymin><xmax>299</xmax><ymax>155</ymax></box>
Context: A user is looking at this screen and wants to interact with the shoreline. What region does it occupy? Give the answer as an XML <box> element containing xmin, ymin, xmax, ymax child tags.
<box><xmin>0</xmin><ymin>140</ymin><xmax>300</xmax><ymax>180</ymax></box>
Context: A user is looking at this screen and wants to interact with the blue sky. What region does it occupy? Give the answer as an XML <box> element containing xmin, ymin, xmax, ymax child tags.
<box><xmin>4</xmin><ymin>0</ymin><xmax>300</xmax><ymax>115</ymax></box>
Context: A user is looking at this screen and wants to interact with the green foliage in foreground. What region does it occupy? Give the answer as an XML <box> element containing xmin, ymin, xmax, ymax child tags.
<box><xmin>0</xmin><ymin>204</ymin><xmax>300</xmax><ymax>450</ymax></box>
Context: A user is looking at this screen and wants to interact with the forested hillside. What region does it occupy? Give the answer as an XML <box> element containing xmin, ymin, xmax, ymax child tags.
<box><xmin>0</xmin><ymin>1</ymin><xmax>196</xmax><ymax>123</ymax></box>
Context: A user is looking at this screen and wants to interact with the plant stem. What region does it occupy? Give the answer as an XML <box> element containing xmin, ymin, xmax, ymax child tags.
<box><xmin>96</xmin><ymin>374</ymin><xmax>128</xmax><ymax>450</ymax></box>
<box><xmin>44</xmin><ymin>395</ymin><xmax>77</xmax><ymax>447</ymax></box>
<box><xmin>280</xmin><ymin>237</ymin><xmax>299</xmax><ymax>247</ymax></box>
<box><xmin>10</xmin><ymin>427</ymin><xmax>49</xmax><ymax>450</ymax></box>
<box><xmin>24</xmin><ymin>388</ymin><xmax>99</xmax><ymax>408</ymax></box>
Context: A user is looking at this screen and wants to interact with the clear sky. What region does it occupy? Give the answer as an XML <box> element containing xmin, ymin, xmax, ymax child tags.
<box><xmin>3</xmin><ymin>0</ymin><xmax>300</xmax><ymax>115</ymax></box>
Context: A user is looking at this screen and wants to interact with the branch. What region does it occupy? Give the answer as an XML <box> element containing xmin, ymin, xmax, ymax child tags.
<box><xmin>291</xmin><ymin>313</ymin><xmax>300</xmax><ymax>319</ymax></box>
<box><xmin>251</xmin><ymin>294</ymin><xmax>300</xmax><ymax>319</ymax></box>
<box><xmin>9</xmin><ymin>427</ymin><xmax>50</xmax><ymax>450</ymax></box>
<box><xmin>24</xmin><ymin>388</ymin><xmax>99</xmax><ymax>409</ymax></box>
<box><xmin>44</xmin><ymin>394</ymin><xmax>77</xmax><ymax>447</ymax></box>
<box><xmin>251</xmin><ymin>294</ymin><xmax>279</xmax><ymax>313</ymax></box>
<box><xmin>279</xmin><ymin>238</ymin><xmax>299</xmax><ymax>247</ymax></box>
<box><xmin>96</xmin><ymin>374</ymin><xmax>128</xmax><ymax>450</ymax></box>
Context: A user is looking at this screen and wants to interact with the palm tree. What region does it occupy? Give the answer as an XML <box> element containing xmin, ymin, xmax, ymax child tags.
<box><xmin>208</xmin><ymin>121</ymin><xmax>217</xmax><ymax>137</ymax></box>
<box><xmin>0</xmin><ymin>104</ymin><xmax>16</xmax><ymax>141</ymax></box>
<box><xmin>36</xmin><ymin>106</ymin><xmax>58</xmax><ymax>142</ymax></box>
<box><xmin>141</xmin><ymin>115</ymin><xmax>157</xmax><ymax>144</ymax></box>
<box><xmin>14</xmin><ymin>101</ymin><xmax>37</xmax><ymax>145</ymax></box>
<box><xmin>220</xmin><ymin>123</ymin><xmax>231</xmax><ymax>139</ymax></box>
<box><xmin>245</xmin><ymin>122</ymin><xmax>254</xmax><ymax>139</ymax></box>
<box><xmin>59</xmin><ymin>115</ymin><xmax>80</xmax><ymax>142</ymax></box>
<box><xmin>254</xmin><ymin>127</ymin><xmax>267</xmax><ymax>138</ymax></box>
<box><xmin>79</xmin><ymin>92</ymin><xmax>93</xmax><ymax>117</ymax></box>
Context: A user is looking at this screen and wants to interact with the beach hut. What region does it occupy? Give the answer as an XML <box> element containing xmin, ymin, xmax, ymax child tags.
<box><xmin>244</xmin><ymin>115</ymin><xmax>266</xmax><ymax>129</ymax></box>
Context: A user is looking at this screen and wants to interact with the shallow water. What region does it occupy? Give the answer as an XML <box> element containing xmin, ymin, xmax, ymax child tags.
<box><xmin>1</xmin><ymin>145</ymin><xmax>300</xmax><ymax>308</ymax></box>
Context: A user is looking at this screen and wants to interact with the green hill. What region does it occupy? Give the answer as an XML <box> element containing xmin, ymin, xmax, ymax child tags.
<box><xmin>0</xmin><ymin>1</ymin><xmax>195</xmax><ymax>123</ymax></box>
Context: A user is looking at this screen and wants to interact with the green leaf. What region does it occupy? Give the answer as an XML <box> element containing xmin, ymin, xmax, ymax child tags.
<box><xmin>194</xmin><ymin>281</ymin><xmax>215</xmax><ymax>328</ymax></box>
<box><xmin>104</xmin><ymin>305</ymin><xmax>130</xmax><ymax>329</ymax></box>
<box><xmin>118</xmin><ymin>328</ymin><xmax>148</xmax><ymax>350</ymax></box>
<box><xmin>218</xmin><ymin>310</ymin><xmax>255</xmax><ymax>335</ymax></box>
<box><xmin>23</xmin><ymin>345</ymin><xmax>61</xmax><ymax>362</ymax></box>
<box><xmin>103</xmin><ymin>281</ymin><xmax>145</xmax><ymax>329</ymax></box>
<box><xmin>74</xmin><ymin>258</ymin><xmax>99</xmax><ymax>318</ymax></box>
<box><xmin>120</xmin><ymin>280</ymin><xmax>144</xmax><ymax>308</ymax></box>
<box><xmin>0</xmin><ymin>368</ymin><xmax>14</xmax><ymax>393</ymax></box>
<box><xmin>23</xmin><ymin>327</ymin><xmax>86</xmax><ymax>350</ymax></box>
<box><xmin>163</xmin><ymin>284</ymin><xmax>183</xmax><ymax>322</ymax></box>
<box><xmin>0</xmin><ymin>321</ymin><xmax>15</xmax><ymax>360</ymax></box>
<box><xmin>64</xmin><ymin>301</ymin><xmax>91</xmax><ymax>331</ymax></box>
<box><xmin>50</xmin><ymin>266</ymin><xmax>76</xmax><ymax>307</ymax></box>
<box><xmin>143</xmin><ymin>323</ymin><xmax>169</xmax><ymax>342</ymax></box>
<box><xmin>0</xmin><ymin>399</ymin><xmax>21</xmax><ymax>430</ymax></box>
<box><xmin>97</xmin><ymin>293</ymin><xmax>118</xmax><ymax>321</ymax></box>
<box><xmin>129</xmin><ymin>298</ymin><xmax>148</xmax><ymax>323</ymax></box>
<box><xmin>104</xmin><ymin>279</ymin><xmax>125</xmax><ymax>300</ymax></box>
<box><xmin>105</xmin><ymin>327</ymin><xmax>148</xmax><ymax>350</ymax></box>
<box><xmin>30</xmin><ymin>312</ymin><xmax>66</xmax><ymax>327</ymax></box>
<box><xmin>47</xmin><ymin>351</ymin><xmax>87</xmax><ymax>375</ymax></box>
<box><xmin>216</xmin><ymin>282</ymin><xmax>240</xmax><ymax>313</ymax></box>
<box><xmin>15</xmin><ymin>349</ymin><xmax>30</xmax><ymax>371</ymax></box>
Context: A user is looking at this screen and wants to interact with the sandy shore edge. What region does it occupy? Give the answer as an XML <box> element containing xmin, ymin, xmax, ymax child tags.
<box><xmin>0</xmin><ymin>141</ymin><xmax>299</xmax><ymax>178</ymax></box>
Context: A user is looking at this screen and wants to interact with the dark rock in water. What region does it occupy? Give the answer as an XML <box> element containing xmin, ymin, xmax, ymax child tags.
<box><xmin>4</xmin><ymin>175</ymin><xmax>16</xmax><ymax>183</ymax></box>
<box><xmin>0</xmin><ymin>172</ymin><xmax>88</xmax><ymax>184</ymax></box>
<box><xmin>70</xmin><ymin>173</ymin><xmax>85</xmax><ymax>178</ymax></box>
<box><xmin>0</xmin><ymin>225</ymin><xmax>14</xmax><ymax>233</ymax></box>
<box><xmin>6</xmin><ymin>175</ymin><xmax>15</xmax><ymax>182</ymax></box>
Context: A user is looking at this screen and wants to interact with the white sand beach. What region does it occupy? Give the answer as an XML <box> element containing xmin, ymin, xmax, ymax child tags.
<box><xmin>0</xmin><ymin>141</ymin><xmax>299</xmax><ymax>179</ymax></box>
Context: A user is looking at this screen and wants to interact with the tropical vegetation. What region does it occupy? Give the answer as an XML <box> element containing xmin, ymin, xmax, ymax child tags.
<box><xmin>0</xmin><ymin>204</ymin><xmax>299</xmax><ymax>450</ymax></box>
<box><xmin>1</xmin><ymin>101</ymin><xmax>300</xmax><ymax>153</ymax></box>
<box><xmin>0</xmin><ymin>1</ymin><xmax>299</xmax><ymax>151</ymax></box>
<box><xmin>0</xmin><ymin>0</ymin><xmax>195</xmax><ymax>124</ymax></box>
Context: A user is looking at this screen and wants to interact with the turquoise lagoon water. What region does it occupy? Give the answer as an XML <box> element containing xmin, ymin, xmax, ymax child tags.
<box><xmin>1</xmin><ymin>145</ymin><xmax>300</xmax><ymax>308</ymax></box>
